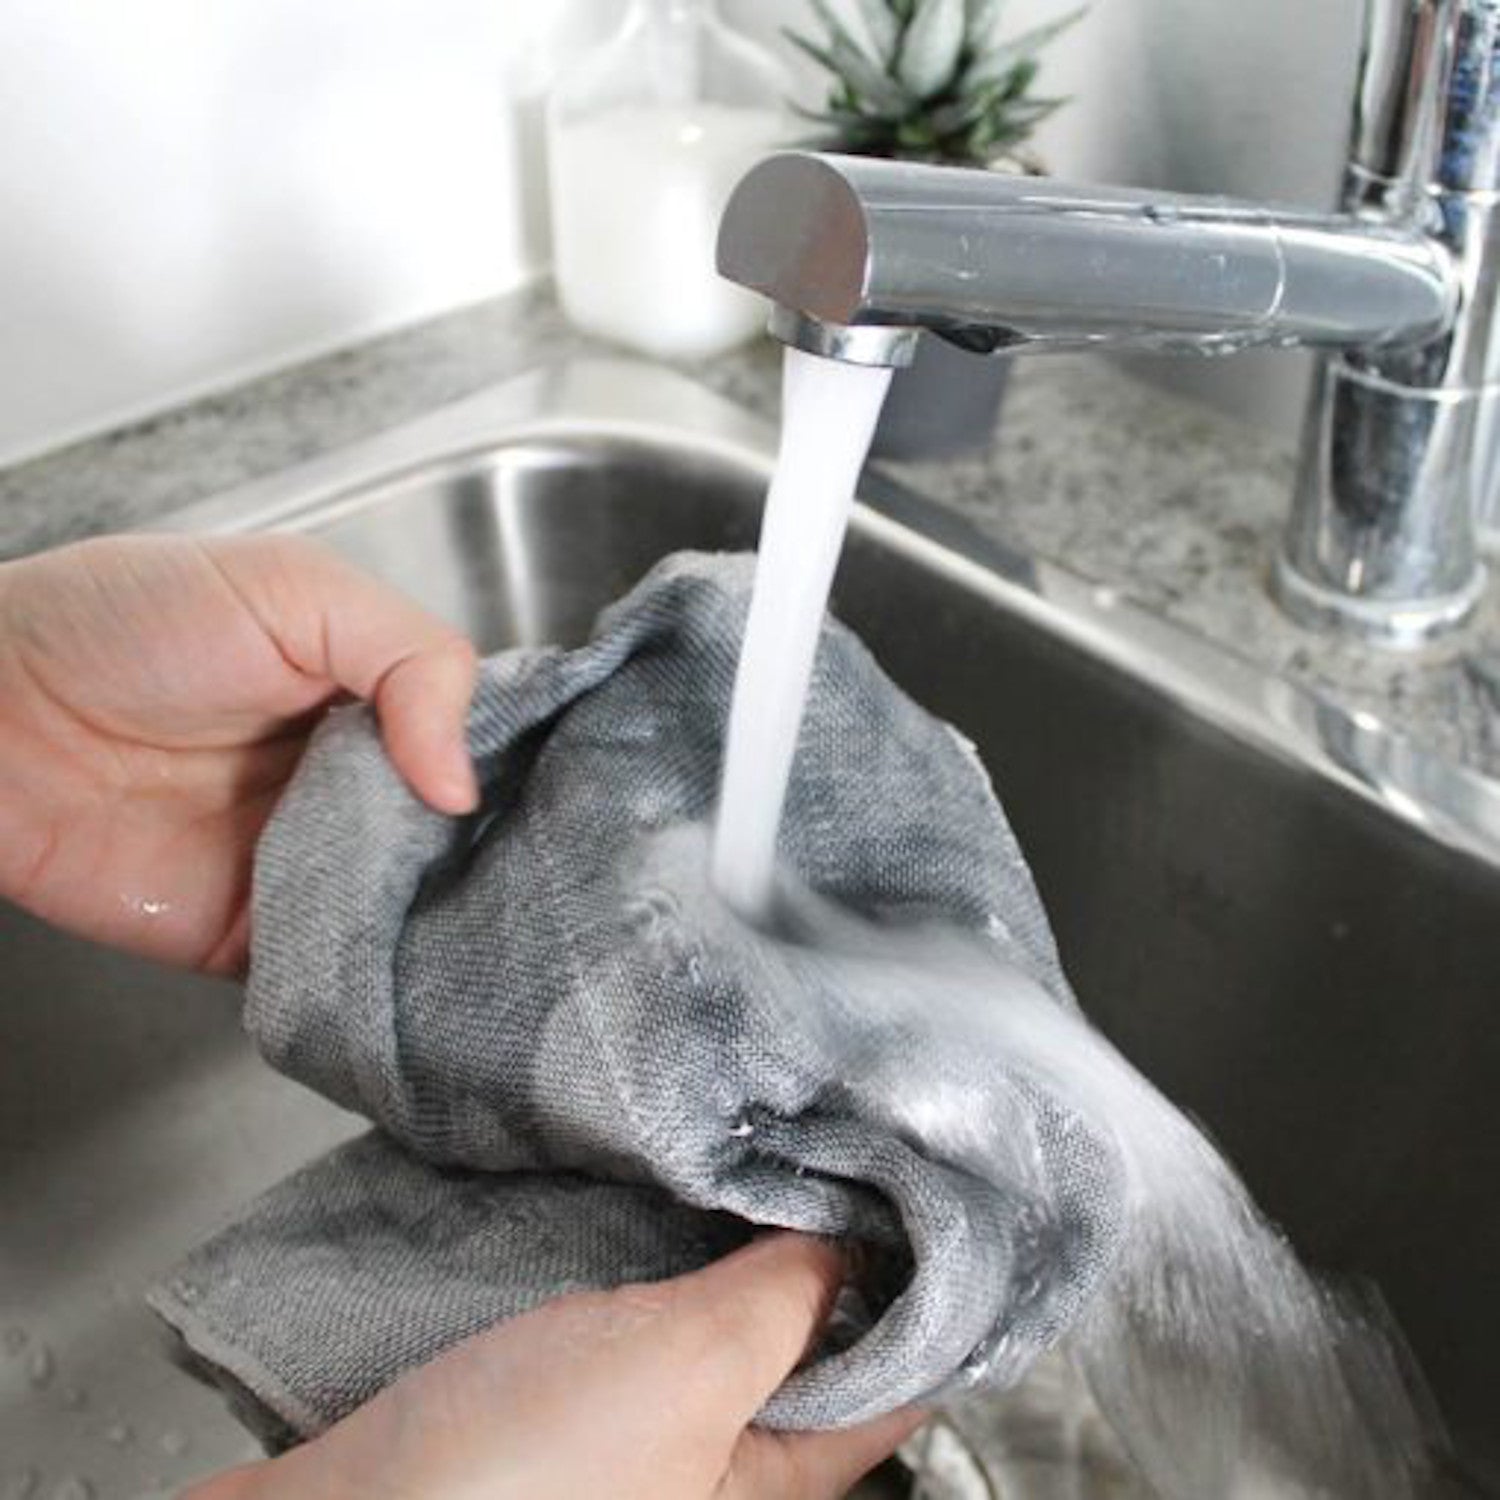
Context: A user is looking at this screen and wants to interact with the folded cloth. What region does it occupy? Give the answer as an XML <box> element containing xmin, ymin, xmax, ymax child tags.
<box><xmin>150</xmin><ymin>550</ymin><xmax>1126</xmax><ymax>1446</ymax></box>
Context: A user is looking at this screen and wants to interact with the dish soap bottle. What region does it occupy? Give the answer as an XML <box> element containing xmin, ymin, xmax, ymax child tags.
<box><xmin>547</xmin><ymin>0</ymin><xmax>789</xmax><ymax>360</ymax></box>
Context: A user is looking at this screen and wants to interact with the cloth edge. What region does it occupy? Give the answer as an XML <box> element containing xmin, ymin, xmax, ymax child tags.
<box><xmin>146</xmin><ymin>1282</ymin><xmax>327</xmax><ymax>1449</ymax></box>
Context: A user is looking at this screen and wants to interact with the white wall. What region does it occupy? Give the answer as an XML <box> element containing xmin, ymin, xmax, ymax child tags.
<box><xmin>0</xmin><ymin>0</ymin><xmax>1366</xmax><ymax>466</ymax></box>
<box><xmin>0</xmin><ymin>1</ymin><xmax>609</xmax><ymax>467</ymax></box>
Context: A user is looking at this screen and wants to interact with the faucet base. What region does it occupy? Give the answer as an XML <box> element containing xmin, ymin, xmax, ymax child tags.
<box><xmin>1280</xmin><ymin>357</ymin><xmax>1489</xmax><ymax>648</ymax></box>
<box><xmin>1271</xmin><ymin>550</ymin><xmax>1487</xmax><ymax>649</ymax></box>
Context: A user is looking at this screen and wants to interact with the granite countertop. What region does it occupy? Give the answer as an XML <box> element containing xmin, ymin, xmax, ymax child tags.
<box><xmin>2</xmin><ymin>281</ymin><xmax>1497</xmax><ymax>782</ymax></box>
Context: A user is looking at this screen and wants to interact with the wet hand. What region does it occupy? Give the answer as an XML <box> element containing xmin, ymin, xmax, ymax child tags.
<box><xmin>0</xmin><ymin>534</ymin><xmax>478</xmax><ymax>972</ymax></box>
<box><xmin>192</xmin><ymin>1234</ymin><xmax>920</xmax><ymax>1500</ymax></box>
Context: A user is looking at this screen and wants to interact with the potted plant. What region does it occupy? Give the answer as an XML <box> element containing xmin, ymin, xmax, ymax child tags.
<box><xmin>787</xmin><ymin>0</ymin><xmax>1084</xmax><ymax>459</ymax></box>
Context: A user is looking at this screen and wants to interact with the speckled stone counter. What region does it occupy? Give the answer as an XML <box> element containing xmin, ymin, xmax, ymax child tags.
<box><xmin>3</xmin><ymin>281</ymin><xmax>1497</xmax><ymax>781</ymax></box>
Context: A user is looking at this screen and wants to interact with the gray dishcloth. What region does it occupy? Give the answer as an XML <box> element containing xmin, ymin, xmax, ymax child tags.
<box><xmin>150</xmin><ymin>551</ymin><xmax>1125</xmax><ymax>1445</ymax></box>
<box><xmin>152</xmin><ymin>1131</ymin><xmax>756</xmax><ymax>1452</ymax></box>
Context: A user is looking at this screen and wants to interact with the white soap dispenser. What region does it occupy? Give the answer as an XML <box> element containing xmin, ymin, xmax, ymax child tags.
<box><xmin>547</xmin><ymin>0</ymin><xmax>789</xmax><ymax>360</ymax></box>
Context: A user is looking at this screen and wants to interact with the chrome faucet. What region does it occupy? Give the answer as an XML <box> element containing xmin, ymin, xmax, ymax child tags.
<box><xmin>717</xmin><ymin>0</ymin><xmax>1499</xmax><ymax>647</ymax></box>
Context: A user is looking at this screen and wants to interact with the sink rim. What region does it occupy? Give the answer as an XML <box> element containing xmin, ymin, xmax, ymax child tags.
<box><xmin>142</xmin><ymin>354</ymin><xmax>1500</xmax><ymax>874</ymax></box>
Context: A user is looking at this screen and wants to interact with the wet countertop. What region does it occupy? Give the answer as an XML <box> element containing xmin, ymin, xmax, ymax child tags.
<box><xmin>2</xmin><ymin>281</ymin><xmax>1497</xmax><ymax>782</ymax></box>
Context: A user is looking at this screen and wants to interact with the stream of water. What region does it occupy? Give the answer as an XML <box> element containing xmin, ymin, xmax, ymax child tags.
<box><xmin>709</xmin><ymin>345</ymin><xmax>894</xmax><ymax>917</ymax></box>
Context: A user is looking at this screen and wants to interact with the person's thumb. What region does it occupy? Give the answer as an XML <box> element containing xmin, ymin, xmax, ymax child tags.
<box><xmin>658</xmin><ymin>1233</ymin><xmax>845</xmax><ymax>1440</ymax></box>
<box><xmin>207</xmin><ymin>534</ymin><xmax>480</xmax><ymax>814</ymax></box>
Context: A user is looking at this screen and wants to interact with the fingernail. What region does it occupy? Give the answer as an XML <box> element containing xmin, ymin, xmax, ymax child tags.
<box><xmin>443</xmin><ymin>771</ymin><xmax>480</xmax><ymax>814</ymax></box>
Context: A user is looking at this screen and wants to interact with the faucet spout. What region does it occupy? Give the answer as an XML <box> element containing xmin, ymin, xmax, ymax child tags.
<box><xmin>717</xmin><ymin>152</ymin><xmax>1456</xmax><ymax>358</ymax></box>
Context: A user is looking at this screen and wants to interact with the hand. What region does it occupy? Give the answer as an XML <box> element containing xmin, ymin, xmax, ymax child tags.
<box><xmin>0</xmin><ymin>534</ymin><xmax>478</xmax><ymax>973</ymax></box>
<box><xmin>193</xmin><ymin>1234</ymin><xmax>920</xmax><ymax>1500</ymax></box>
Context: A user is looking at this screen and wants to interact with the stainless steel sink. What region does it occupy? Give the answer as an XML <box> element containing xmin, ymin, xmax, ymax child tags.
<box><xmin>4</xmin><ymin>358</ymin><xmax>1499</xmax><ymax>1497</ymax></box>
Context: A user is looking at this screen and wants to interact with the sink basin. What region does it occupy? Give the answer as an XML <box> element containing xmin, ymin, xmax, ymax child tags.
<box><xmin>4</xmin><ymin>358</ymin><xmax>1499</xmax><ymax>1496</ymax></box>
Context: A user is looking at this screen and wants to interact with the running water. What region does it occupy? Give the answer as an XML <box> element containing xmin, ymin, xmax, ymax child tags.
<box><xmin>710</xmin><ymin>346</ymin><xmax>894</xmax><ymax>917</ymax></box>
<box><xmin>701</xmin><ymin>343</ymin><xmax>1440</xmax><ymax>1495</ymax></box>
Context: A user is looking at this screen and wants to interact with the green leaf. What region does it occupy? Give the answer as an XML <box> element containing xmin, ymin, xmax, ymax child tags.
<box><xmin>967</xmin><ymin>114</ymin><xmax>1001</xmax><ymax>153</ymax></box>
<box><xmin>925</xmin><ymin>79</ymin><xmax>1004</xmax><ymax>134</ymax></box>
<box><xmin>783</xmin><ymin>27</ymin><xmax>848</xmax><ymax>82</ymax></box>
<box><xmin>785</xmin><ymin>15</ymin><xmax>913</xmax><ymax>119</ymax></box>
<box><xmin>996</xmin><ymin>55</ymin><xmax>1039</xmax><ymax>101</ymax></box>
<box><xmin>964</xmin><ymin>0</ymin><xmax>1007</xmax><ymax>44</ymax></box>
<box><xmin>852</xmin><ymin>0</ymin><xmax>902</xmax><ymax>63</ymax></box>
<box><xmin>791</xmin><ymin>103</ymin><xmax>894</xmax><ymax>146</ymax></box>
<box><xmin>805</xmin><ymin>0</ymin><xmax>882</xmax><ymax>68</ymax></box>
<box><xmin>1002</xmin><ymin>94</ymin><xmax>1068</xmax><ymax>121</ymax></box>
<box><xmin>964</xmin><ymin>5</ymin><xmax>1086</xmax><ymax>89</ymax></box>
<box><xmin>984</xmin><ymin>97</ymin><xmax>1059</xmax><ymax>136</ymax></box>
<box><xmin>897</xmin><ymin>117</ymin><xmax>940</xmax><ymax>150</ymax></box>
<box><xmin>828</xmin><ymin>35</ymin><xmax>916</xmax><ymax>115</ymax></box>
<box><xmin>895</xmin><ymin>0</ymin><xmax>967</xmax><ymax>100</ymax></box>
<box><xmin>792</xmin><ymin>101</ymin><xmax>874</xmax><ymax>128</ymax></box>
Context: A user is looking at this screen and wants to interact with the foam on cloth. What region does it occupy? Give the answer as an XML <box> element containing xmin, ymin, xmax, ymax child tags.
<box><xmin>149</xmin><ymin>553</ymin><xmax>1435</xmax><ymax>1494</ymax></box>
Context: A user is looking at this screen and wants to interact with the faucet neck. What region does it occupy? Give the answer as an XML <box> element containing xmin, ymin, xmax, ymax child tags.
<box><xmin>1350</xmin><ymin>0</ymin><xmax>1457</xmax><ymax>201</ymax></box>
<box><xmin>1350</xmin><ymin>0</ymin><xmax>1500</xmax><ymax>205</ymax></box>
<box><xmin>1430</xmin><ymin>0</ymin><xmax>1500</xmax><ymax>193</ymax></box>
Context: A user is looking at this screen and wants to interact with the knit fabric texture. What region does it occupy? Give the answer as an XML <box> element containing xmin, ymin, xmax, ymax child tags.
<box><xmin>149</xmin><ymin>551</ymin><xmax>1126</xmax><ymax>1445</ymax></box>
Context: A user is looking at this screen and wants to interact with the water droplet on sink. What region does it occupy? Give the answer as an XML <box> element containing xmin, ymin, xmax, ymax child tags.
<box><xmin>25</xmin><ymin>1344</ymin><xmax>55</xmax><ymax>1389</ymax></box>
<box><xmin>1144</xmin><ymin>202</ymin><xmax>1182</xmax><ymax>226</ymax></box>
<box><xmin>1</xmin><ymin>1327</ymin><xmax>28</xmax><ymax>1357</ymax></box>
<box><xmin>103</xmin><ymin>1421</ymin><xmax>134</xmax><ymax>1448</ymax></box>
<box><xmin>159</xmin><ymin>1431</ymin><xmax>189</xmax><ymax>1458</ymax></box>
<box><xmin>1</xmin><ymin>1467</ymin><xmax>40</xmax><ymax>1500</ymax></box>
